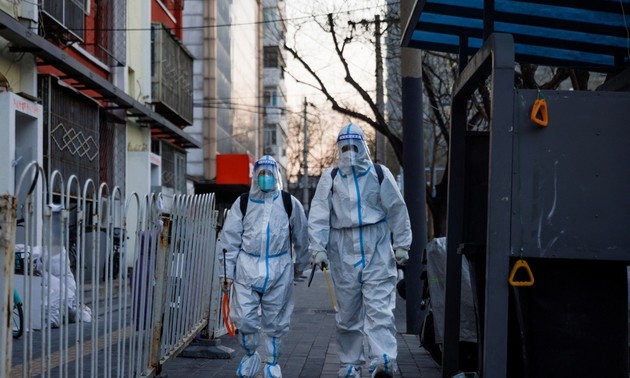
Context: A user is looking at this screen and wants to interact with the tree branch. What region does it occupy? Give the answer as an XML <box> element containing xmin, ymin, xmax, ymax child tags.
<box><xmin>284</xmin><ymin>14</ymin><xmax>403</xmax><ymax>164</ymax></box>
<box><xmin>326</xmin><ymin>14</ymin><xmax>402</xmax><ymax>161</ymax></box>
<box><xmin>422</xmin><ymin>66</ymin><xmax>449</xmax><ymax>144</ymax></box>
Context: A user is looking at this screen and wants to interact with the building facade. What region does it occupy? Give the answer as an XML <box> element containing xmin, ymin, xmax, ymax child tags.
<box><xmin>262</xmin><ymin>0</ymin><xmax>289</xmax><ymax>185</ymax></box>
<box><xmin>183</xmin><ymin>0</ymin><xmax>263</xmax><ymax>205</ymax></box>
<box><xmin>0</xmin><ymin>0</ymin><xmax>198</xmax><ymax>261</ymax></box>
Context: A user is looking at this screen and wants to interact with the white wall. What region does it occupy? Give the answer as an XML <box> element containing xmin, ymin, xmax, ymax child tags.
<box><xmin>124</xmin><ymin>0</ymin><xmax>154</xmax><ymax>266</ymax></box>
<box><xmin>183</xmin><ymin>0</ymin><xmax>206</xmax><ymax>180</ymax></box>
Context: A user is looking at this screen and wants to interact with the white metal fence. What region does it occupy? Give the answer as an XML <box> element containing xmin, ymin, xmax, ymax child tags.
<box><xmin>0</xmin><ymin>162</ymin><xmax>224</xmax><ymax>377</ymax></box>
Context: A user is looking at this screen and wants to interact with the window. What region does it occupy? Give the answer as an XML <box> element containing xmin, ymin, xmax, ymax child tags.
<box><xmin>263</xmin><ymin>8</ymin><xmax>283</xmax><ymax>40</ymax></box>
<box><xmin>42</xmin><ymin>0</ymin><xmax>88</xmax><ymax>40</ymax></box>
<box><xmin>174</xmin><ymin>153</ymin><xmax>186</xmax><ymax>193</ymax></box>
<box><xmin>95</xmin><ymin>0</ymin><xmax>127</xmax><ymax>66</ymax></box>
<box><xmin>158</xmin><ymin>140</ymin><xmax>187</xmax><ymax>194</ymax></box>
<box><xmin>264</xmin><ymin>47</ymin><xmax>279</xmax><ymax>68</ymax></box>
<box><xmin>263</xmin><ymin>126</ymin><xmax>277</xmax><ymax>156</ymax></box>
<box><xmin>280</xmin><ymin>133</ymin><xmax>287</xmax><ymax>157</ymax></box>
<box><xmin>264</xmin><ymin>91</ymin><xmax>270</xmax><ymax>106</ymax></box>
<box><xmin>264</xmin><ymin>127</ymin><xmax>277</xmax><ymax>146</ymax></box>
<box><xmin>263</xmin><ymin>8</ymin><xmax>277</xmax><ymax>22</ymax></box>
<box><xmin>264</xmin><ymin>90</ymin><xmax>278</xmax><ymax>107</ymax></box>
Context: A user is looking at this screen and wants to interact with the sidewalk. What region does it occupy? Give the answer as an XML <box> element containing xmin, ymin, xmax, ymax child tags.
<box><xmin>161</xmin><ymin>269</ymin><xmax>442</xmax><ymax>378</ymax></box>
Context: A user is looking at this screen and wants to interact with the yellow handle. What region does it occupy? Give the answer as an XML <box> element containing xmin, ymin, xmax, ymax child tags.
<box><xmin>323</xmin><ymin>268</ymin><xmax>337</xmax><ymax>312</ymax></box>
<box><xmin>509</xmin><ymin>259</ymin><xmax>535</xmax><ymax>287</ymax></box>
<box><xmin>530</xmin><ymin>98</ymin><xmax>549</xmax><ymax>127</ymax></box>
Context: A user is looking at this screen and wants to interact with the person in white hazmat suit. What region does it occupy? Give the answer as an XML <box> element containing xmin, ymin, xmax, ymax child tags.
<box><xmin>218</xmin><ymin>155</ymin><xmax>309</xmax><ymax>378</ymax></box>
<box><xmin>308</xmin><ymin>123</ymin><xmax>412</xmax><ymax>378</ymax></box>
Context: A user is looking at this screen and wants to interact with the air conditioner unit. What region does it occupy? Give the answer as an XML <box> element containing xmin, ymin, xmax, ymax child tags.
<box><xmin>264</xmin><ymin>147</ymin><xmax>275</xmax><ymax>156</ymax></box>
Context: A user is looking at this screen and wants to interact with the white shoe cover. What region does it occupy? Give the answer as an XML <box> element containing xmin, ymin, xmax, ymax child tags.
<box><xmin>369</xmin><ymin>359</ymin><xmax>397</xmax><ymax>378</ymax></box>
<box><xmin>338</xmin><ymin>365</ymin><xmax>361</xmax><ymax>378</ymax></box>
<box><xmin>262</xmin><ymin>362</ymin><xmax>282</xmax><ymax>378</ymax></box>
<box><xmin>236</xmin><ymin>351</ymin><xmax>261</xmax><ymax>378</ymax></box>
<box><xmin>371</xmin><ymin>365</ymin><xmax>394</xmax><ymax>378</ymax></box>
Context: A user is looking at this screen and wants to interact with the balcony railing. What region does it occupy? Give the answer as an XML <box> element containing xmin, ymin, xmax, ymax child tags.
<box><xmin>41</xmin><ymin>0</ymin><xmax>86</xmax><ymax>40</ymax></box>
<box><xmin>151</xmin><ymin>23</ymin><xmax>194</xmax><ymax>126</ymax></box>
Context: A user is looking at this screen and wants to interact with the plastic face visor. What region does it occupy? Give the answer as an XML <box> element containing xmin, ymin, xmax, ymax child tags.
<box><xmin>337</xmin><ymin>133</ymin><xmax>363</xmax><ymax>155</ymax></box>
<box><xmin>255</xmin><ymin>159</ymin><xmax>277</xmax><ymax>169</ymax></box>
<box><xmin>257</xmin><ymin>169</ymin><xmax>274</xmax><ymax>178</ymax></box>
<box><xmin>341</xmin><ymin>144</ymin><xmax>359</xmax><ymax>153</ymax></box>
<box><xmin>337</xmin><ymin>133</ymin><xmax>363</xmax><ymax>143</ymax></box>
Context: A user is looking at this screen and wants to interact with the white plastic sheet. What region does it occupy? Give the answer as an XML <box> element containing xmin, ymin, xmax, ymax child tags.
<box><xmin>425</xmin><ymin>237</ymin><xmax>477</xmax><ymax>343</ymax></box>
<box><xmin>26</xmin><ymin>245</ymin><xmax>91</xmax><ymax>327</ymax></box>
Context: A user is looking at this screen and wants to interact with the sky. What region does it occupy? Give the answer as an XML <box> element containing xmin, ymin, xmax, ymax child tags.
<box><xmin>283</xmin><ymin>0</ymin><xmax>391</xmax><ymax>116</ymax></box>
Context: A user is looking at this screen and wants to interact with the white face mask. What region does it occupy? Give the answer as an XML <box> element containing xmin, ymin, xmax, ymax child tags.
<box><xmin>339</xmin><ymin>143</ymin><xmax>359</xmax><ymax>167</ymax></box>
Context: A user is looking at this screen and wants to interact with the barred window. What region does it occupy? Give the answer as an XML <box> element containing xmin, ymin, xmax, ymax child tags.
<box><xmin>264</xmin><ymin>47</ymin><xmax>279</xmax><ymax>68</ymax></box>
<box><xmin>42</xmin><ymin>0</ymin><xmax>88</xmax><ymax>40</ymax></box>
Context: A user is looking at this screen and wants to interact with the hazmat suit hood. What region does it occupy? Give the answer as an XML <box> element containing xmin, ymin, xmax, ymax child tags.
<box><xmin>336</xmin><ymin>123</ymin><xmax>372</xmax><ymax>175</ymax></box>
<box><xmin>250</xmin><ymin>155</ymin><xmax>283</xmax><ymax>200</ymax></box>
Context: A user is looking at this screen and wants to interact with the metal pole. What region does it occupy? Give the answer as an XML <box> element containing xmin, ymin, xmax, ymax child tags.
<box><xmin>0</xmin><ymin>195</ymin><xmax>17</xmax><ymax>378</ymax></box>
<box><xmin>149</xmin><ymin>214</ymin><xmax>171</xmax><ymax>374</ymax></box>
<box><xmin>401</xmin><ymin>0</ymin><xmax>427</xmax><ymax>335</ymax></box>
<box><xmin>375</xmin><ymin>15</ymin><xmax>385</xmax><ymax>164</ymax></box>
<box><xmin>302</xmin><ymin>97</ymin><xmax>309</xmax><ymax>213</ymax></box>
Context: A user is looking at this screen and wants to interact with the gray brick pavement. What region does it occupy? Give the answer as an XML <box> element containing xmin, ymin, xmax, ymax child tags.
<box><xmin>161</xmin><ymin>269</ymin><xmax>441</xmax><ymax>378</ymax></box>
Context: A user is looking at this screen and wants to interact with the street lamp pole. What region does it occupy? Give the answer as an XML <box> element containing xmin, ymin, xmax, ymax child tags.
<box><xmin>302</xmin><ymin>97</ymin><xmax>309</xmax><ymax>213</ymax></box>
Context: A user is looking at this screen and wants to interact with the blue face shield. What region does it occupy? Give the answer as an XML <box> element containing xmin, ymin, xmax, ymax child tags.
<box><xmin>257</xmin><ymin>175</ymin><xmax>276</xmax><ymax>192</ymax></box>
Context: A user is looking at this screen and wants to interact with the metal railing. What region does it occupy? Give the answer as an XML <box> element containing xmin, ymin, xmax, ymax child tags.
<box><xmin>1</xmin><ymin>162</ymin><xmax>221</xmax><ymax>377</ymax></box>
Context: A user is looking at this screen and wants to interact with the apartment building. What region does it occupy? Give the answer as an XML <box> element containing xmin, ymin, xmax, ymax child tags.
<box><xmin>0</xmin><ymin>0</ymin><xmax>199</xmax><ymax>189</ymax></box>
<box><xmin>0</xmin><ymin>0</ymin><xmax>198</xmax><ymax>257</ymax></box>
<box><xmin>262</xmin><ymin>0</ymin><xmax>289</xmax><ymax>186</ymax></box>
<box><xmin>183</xmin><ymin>0</ymin><xmax>263</xmax><ymax>211</ymax></box>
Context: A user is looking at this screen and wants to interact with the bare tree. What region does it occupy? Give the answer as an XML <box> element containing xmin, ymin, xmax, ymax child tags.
<box><xmin>285</xmin><ymin>6</ymin><xmax>463</xmax><ymax>236</ymax></box>
<box><xmin>284</xmin><ymin>3</ymin><xmax>592</xmax><ymax>237</ymax></box>
<box><xmin>285</xmin><ymin>12</ymin><xmax>403</xmax><ymax>162</ymax></box>
<box><xmin>286</xmin><ymin>108</ymin><xmax>338</xmax><ymax>185</ymax></box>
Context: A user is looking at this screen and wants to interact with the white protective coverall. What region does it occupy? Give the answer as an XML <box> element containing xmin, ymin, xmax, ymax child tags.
<box><xmin>308</xmin><ymin>124</ymin><xmax>412</xmax><ymax>378</ymax></box>
<box><xmin>218</xmin><ymin>155</ymin><xmax>309</xmax><ymax>378</ymax></box>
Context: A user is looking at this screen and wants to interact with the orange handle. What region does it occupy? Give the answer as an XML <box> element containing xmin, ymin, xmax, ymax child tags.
<box><xmin>530</xmin><ymin>98</ymin><xmax>548</xmax><ymax>127</ymax></box>
<box><xmin>509</xmin><ymin>259</ymin><xmax>535</xmax><ymax>287</ymax></box>
<box><xmin>222</xmin><ymin>291</ymin><xmax>236</xmax><ymax>336</ymax></box>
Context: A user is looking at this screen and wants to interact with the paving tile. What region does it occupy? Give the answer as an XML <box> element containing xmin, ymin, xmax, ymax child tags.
<box><xmin>161</xmin><ymin>270</ymin><xmax>442</xmax><ymax>378</ymax></box>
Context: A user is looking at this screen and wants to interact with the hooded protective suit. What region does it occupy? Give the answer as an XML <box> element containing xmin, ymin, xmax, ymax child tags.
<box><xmin>218</xmin><ymin>155</ymin><xmax>309</xmax><ymax>378</ymax></box>
<box><xmin>308</xmin><ymin>124</ymin><xmax>412</xmax><ymax>378</ymax></box>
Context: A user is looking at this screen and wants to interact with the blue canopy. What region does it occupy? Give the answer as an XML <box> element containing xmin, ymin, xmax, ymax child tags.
<box><xmin>402</xmin><ymin>0</ymin><xmax>630</xmax><ymax>72</ymax></box>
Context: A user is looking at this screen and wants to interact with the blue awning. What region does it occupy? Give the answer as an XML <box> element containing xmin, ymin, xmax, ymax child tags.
<box><xmin>402</xmin><ymin>0</ymin><xmax>630</xmax><ymax>72</ymax></box>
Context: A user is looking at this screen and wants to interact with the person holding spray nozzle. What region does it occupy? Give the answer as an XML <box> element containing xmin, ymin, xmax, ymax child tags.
<box><xmin>308</xmin><ymin>123</ymin><xmax>412</xmax><ymax>378</ymax></box>
<box><xmin>217</xmin><ymin>155</ymin><xmax>309</xmax><ymax>378</ymax></box>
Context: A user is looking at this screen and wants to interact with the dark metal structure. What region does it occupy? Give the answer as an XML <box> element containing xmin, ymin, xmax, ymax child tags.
<box><xmin>402</xmin><ymin>0</ymin><xmax>630</xmax><ymax>73</ymax></box>
<box><xmin>402</xmin><ymin>1</ymin><xmax>630</xmax><ymax>377</ymax></box>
